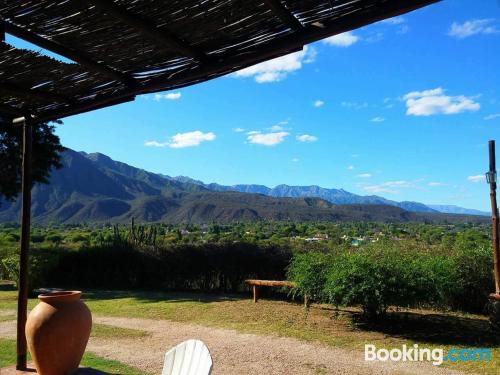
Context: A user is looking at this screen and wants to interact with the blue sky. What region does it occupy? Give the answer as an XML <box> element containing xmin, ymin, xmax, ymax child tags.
<box><xmin>8</xmin><ymin>1</ymin><xmax>500</xmax><ymax>210</ymax></box>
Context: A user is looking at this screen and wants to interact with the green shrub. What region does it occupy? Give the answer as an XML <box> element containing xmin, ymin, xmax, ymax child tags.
<box><xmin>287</xmin><ymin>252</ymin><xmax>332</xmax><ymax>302</ymax></box>
<box><xmin>0</xmin><ymin>249</ymin><xmax>61</xmax><ymax>290</ymax></box>
<box><xmin>449</xmin><ymin>245</ymin><xmax>493</xmax><ymax>313</ymax></box>
<box><xmin>49</xmin><ymin>242</ymin><xmax>291</xmax><ymax>292</ymax></box>
<box><xmin>289</xmin><ymin>243</ymin><xmax>458</xmax><ymax>319</ymax></box>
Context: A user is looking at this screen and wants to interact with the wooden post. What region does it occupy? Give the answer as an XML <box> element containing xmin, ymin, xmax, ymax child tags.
<box><xmin>16</xmin><ymin>116</ymin><xmax>32</xmax><ymax>370</ymax></box>
<box><xmin>488</xmin><ymin>140</ymin><xmax>500</xmax><ymax>297</ymax></box>
<box><xmin>252</xmin><ymin>285</ymin><xmax>259</xmax><ymax>303</ymax></box>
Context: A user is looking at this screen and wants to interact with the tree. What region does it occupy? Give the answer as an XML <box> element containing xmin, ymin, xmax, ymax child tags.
<box><xmin>0</xmin><ymin>117</ymin><xmax>65</xmax><ymax>202</ymax></box>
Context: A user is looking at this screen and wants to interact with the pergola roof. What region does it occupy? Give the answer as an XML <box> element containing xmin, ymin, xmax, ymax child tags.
<box><xmin>1</xmin><ymin>0</ymin><xmax>438</xmax><ymax>123</ymax></box>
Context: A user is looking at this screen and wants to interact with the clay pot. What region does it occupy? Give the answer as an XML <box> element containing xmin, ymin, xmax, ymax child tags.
<box><xmin>26</xmin><ymin>291</ymin><xmax>92</xmax><ymax>375</ymax></box>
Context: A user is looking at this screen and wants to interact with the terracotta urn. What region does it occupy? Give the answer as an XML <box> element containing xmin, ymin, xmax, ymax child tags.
<box><xmin>26</xmin><ymin>291</ymin><xmax>92</xmax><ymax>375</ymax></box>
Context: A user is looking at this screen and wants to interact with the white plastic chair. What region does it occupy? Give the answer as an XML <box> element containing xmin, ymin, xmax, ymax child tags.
<box><xmin>162</xmin><ymin>339</ymin><xmax>213</xmax><ymax>375</ymax></box>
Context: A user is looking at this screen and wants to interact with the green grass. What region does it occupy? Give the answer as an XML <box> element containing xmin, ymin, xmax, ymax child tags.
<box><xmin>1</xmin><ymin>290</ymin><xmax>499</xmax><ymax>374</ymax></box>
<box><xmin>0</xmin><ymin>338</ymin><xmax>149</xmax><ymax>374</ymax></box>
<box><xmin>91</xmin><ymin>323</ymin><xmax>150</xmax><ymax>339</ymax></box>
<box><xmin>0</xmin><ymin>314</ymin><xmax>15</xmax><ymax>322</ymax></box>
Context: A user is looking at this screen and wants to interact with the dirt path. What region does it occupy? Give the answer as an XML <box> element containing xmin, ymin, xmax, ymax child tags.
<box><xmin>0</xmin><ymin>315</ymin><xmax>470</xmax><ymax>375</ymax></box>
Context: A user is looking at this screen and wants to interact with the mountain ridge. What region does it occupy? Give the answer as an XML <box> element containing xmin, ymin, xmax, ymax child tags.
<box><xmin>0</xmin><ymin>149</ymin><xmax>488</xmax><ymax>224</ymax></box>
<box><xmin>169</xmin><ymin>177</ymin><xmax>488</xmax><ymax>216</ymax></box>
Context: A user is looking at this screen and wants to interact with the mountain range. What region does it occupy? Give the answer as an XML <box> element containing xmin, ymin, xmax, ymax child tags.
<box><xmin>170</xmin><ymin>177</ymin><xmax>488</xmax><ymax>216</ymax></box>
<box><xmin>0</xmin><ymin>149</ymin><xmax>489</xmax><ymax>224</ymax></box>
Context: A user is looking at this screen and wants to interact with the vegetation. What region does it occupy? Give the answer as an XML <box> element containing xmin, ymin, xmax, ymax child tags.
<box><xmin>0</xmin><ymin>119</ymin><xmax>64</xmax><ymax>203</ymax></box>
<box><xmin>288</xmin><ymin>230</ymin><xmax>493</xmax><ymax>317</ymax></box>
<box><xmin>0</xmin><ymin>220</ymin><xmax>494</xmax><ymax>316</ymax></box>
<box><xmin>0</xmin><ymin>338</ymin><xmax>148</xmax><ymax>374</ymax></box>
<box><xmin>0</xmin><ymin>290</ymin><xmax>498</xmax><ymax>374</ymax></box>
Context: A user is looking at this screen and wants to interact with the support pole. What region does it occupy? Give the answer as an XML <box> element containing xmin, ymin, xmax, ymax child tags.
<box><xmin>253</xmin><ymin>285</ymin><xmax>259</xmax><ymax>303</ymax></box>
<box><xmin>16</xmin><ymin>117</ymin><xmax>32</xmax><ymax>370</ymax></box>
<box><xmin>488</xmin><ymin>140</ymin><xmax>500</xmax><ymax>298</ymax></box>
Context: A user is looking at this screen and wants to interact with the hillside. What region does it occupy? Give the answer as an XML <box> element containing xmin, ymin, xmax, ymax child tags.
<box><xmin>174</xmin><ymin>177</ymin><xmax>487</xmax><ymax>216</ymax></box>
<box><xmin>0</xmin><ymin>149</ymin><xmax>488</xmax><ymax>224</ymax></box>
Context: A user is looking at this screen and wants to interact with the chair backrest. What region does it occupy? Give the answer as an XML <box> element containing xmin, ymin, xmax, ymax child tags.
<box><xmin>162</xmin><ymin>339</ymin><xmax>213</xmax><ymax>375</ymax></box>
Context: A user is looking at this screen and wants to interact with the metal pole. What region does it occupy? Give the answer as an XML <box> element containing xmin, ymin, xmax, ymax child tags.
<box><xmin>488</xmin><ymin>140</ymin><xmax>500</xmax><ymax>297</ymax></box>
<box><xmin>16</xmin><ymin>116</ymin><xmax>32</xmax><ymax>370</ymax></box>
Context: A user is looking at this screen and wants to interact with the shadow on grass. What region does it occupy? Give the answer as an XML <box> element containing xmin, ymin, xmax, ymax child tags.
<box><xmin>81</xmin><ymin>289</ymin><xmax>246</xmax><ymax>304</ymax></box>
<box><xmin>349</xmin><ymin>310</ymin><xmax>500</xmax><ymax>347</ymax></box>
<box><xmin>75</xmin><ymin>368</ymin><xmax>112</xmax><ymax>374</ymax></box>
<box><xmin>0</xmin><ymin>282</ymin><xmax>16</xmax><ymax>291</ymax></box>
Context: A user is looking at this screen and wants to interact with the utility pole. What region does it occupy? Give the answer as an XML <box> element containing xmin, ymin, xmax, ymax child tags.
<box><xmin>487</xmin><ymin>140</ymin><xmax>500</xmax><ymax>301</ymax></box>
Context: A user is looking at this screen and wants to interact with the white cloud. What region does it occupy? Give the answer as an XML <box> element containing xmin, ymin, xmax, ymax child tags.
<box><xmin>269</xmin><ymin>125</ymin><xmax>285</xmax><ymax>132</ymax></box>
<box><xmin>347</xmin><ymin>165</ymin><xmax>355</xmax><ymax>170</ymax></box>
<box><xmin>296</xmin><ymin>134</ymin><xmax>318</xmax><ymax>143</ymax></box>
<box><xmin>381</xmin><ymin>16</ymin><xmax>406</xmax><ymax>25</ymax></box>
<box><xmin>467</xmin><ymin>175</ymin><xmax>485</xmax><ymax>183</ymax></box>
<box><xmin>371</xmin><ymin>116</ymin><xmax>385</xmax><ymax>123</ymax></box>
<box><xmin>485</xmin><ymin>113</ymin><xmax>500</xmax><ymax>120</ymax></box>
<box><xmin>313</xmin><ymin>100</ymin><xmax>324</xmax><ymax>108</ymax></box>
<box><xmin>233</xmin><ymin>127</ymin><xmax>245</xmax><ymax>133</ymax></box>
<box><xmin>428</xmin><ymin>182</ymin><xmax>446</xmax><ymax>187</ymax></box>
<box><xmin>233</xmin><ymin>46</ymin><xmax>316</xmax><ymax>83</ymax></box>
<box><xmin>448</xmin><ymin>19</ymin><xmax>498</xmax><ymax>39</ymax></box>
<box><xmin>341</xmin><ymin>101</ymin><xmax>368</xmax><ymax>110</ymax></box>
<box><xmin>247</xmin><ymin>131</ymin><xmax>289</xmax><ymax>146</ymax></box>
<box><xmin>362</xmin><ymin>180</ymin><xmax>413</xmax><ymax>194</ymax></box>
<box><xmin>153</xmin><ymin>92</ymin><xmax>182</xmax><ymax>101</ymax></box>
<box><xmin>323</xmin><ymin>31</ymin><xmax>359</xmax><ymax>47</ymax></box>
<box><xmin>145</xmin><ymin>130</ymin><xmax>215</xmax><ymax>149</ymax></box>
<box><xmin>403</xmin><ymin>87</ymin><xmax>480</xmax><ymax>116</ymax></box>
<box><xmin>356</xmin><ymin>173</ymin><xmax>372</xmax><ymax>178</ymax></box>
<box><xmin>144</xmin><ymin>140</ymin><xmax>167</xmax><ymax>147</ymax></box>
<box><xmin>365</xmin><ymin>32</ymin><xmax>384</xmax><ymax>43</ymax></box>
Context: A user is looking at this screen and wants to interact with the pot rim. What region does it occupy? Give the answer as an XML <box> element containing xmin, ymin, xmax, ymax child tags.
<box><xmin>38</xmin><ymin>290</ymin><xmax>82</xmax><ymax>303</ymax></box>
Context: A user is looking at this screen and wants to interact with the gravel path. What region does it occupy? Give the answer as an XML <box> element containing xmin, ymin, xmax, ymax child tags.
<box><xmin>0</xmin><ymin>315</ymin><xmax>471</xmax><ymax>375</ymax></box>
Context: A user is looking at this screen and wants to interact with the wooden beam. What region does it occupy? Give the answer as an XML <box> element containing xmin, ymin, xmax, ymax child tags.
<box><xmin>245</xmin><ymin>279</ymin><xmax>295</xmax><ymax>287</ymax></box>
<box><xmin>262</xmin><ymin>0</ymin><xmax>304</xmax><ymax>31</ymax></box>
<box><xmin>16</xmin><ymin>116</ymin><xmax>32</xmax><ymax>371</ymax></box>
<box><xmin>89</xmin><ymin>0</ymin><xmax>208</xmax><ymax>63</ymax></box>
<box><xmin>2</xmin><ymin>20</ymin><xmax>134</xmax><ymax>86</ymax></box>
<box><xmin>1</xmin><ymin>82</ymin><xmax>70</xmax><ymax>103</ymax></box>
<box><xmin>0</xmin><ymin>103</ymin><xmax>23</xmax><ymax>116</ymax></box>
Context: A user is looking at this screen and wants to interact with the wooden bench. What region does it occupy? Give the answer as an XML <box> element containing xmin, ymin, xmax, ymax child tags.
<box><xmin>244</xmin><ymin>279</ymin><xmax>308</xmax><ymax>306</ymax></box>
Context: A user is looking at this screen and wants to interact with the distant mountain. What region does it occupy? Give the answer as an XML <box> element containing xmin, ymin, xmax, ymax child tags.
<box><xmin>427</xmin><ymin>205</ymin><xmax>489</xmax><ymax>217</ymax></box>
<box><xmin>170</xmin><ymin>179</ymin><xmax>484</xmax><ymax>216</ymax></box>
<box><xmin>0</xmin><ymin>150</ymin><xmax>488</xmax><ymax>224</ymax></box>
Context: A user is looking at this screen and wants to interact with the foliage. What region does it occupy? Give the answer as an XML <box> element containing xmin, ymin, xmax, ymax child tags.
<box><xmin>288</xmin><ymin>237</ymin><xmax>494</xmax><ymax>319</ymax></box>
<box><xmin>0</xmin><ymin>221</ymin><xmax>494</xmax><ymax>316</ymax></box>
<box><xmin>323</xmin><ymin>244</ymin><xmax>452</xmax><ymax>318</ymax></box>
<box><xmin>0</xmin><ymin>119</ymin><xmax>65</xmax><ymax>202</ymax></box>
<box><xmin>0</xmin><ymin>249</ymin><xmax>61</xmax><ymax>290</ymax></box>
<box><xmin>49</xmin><ymin>241</ymin><xmax>291</xmax><ymax>292</ymax></box>
<box><xmin>287</xmin><ymin>252</ymin><xmax>332</xmax><ymax>302</ymax></box>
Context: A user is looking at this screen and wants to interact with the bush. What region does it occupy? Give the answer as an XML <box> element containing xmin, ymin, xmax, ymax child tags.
<box><xmin>449</xmin><ymin>245</ymin><xmax>493</xmax><ymax>313</ymax></box>
<box><xmin>0</xmin><ymin>249</ymin><xmax>61</xmax><ymax>290</ymax></box>
<box><xmin>288</xmin><ymin>243</ymin><xmax>459</xmax><ymax>319</ymax></box>
<box><xmin>48</xmin><ymin>242</ymin><xmax>292</xmax><ymax>292</ymax></box>
<box><xmin>287</xmin><ymin>252</ymin><xmax>332</xmax><ymax>302</ymax></box>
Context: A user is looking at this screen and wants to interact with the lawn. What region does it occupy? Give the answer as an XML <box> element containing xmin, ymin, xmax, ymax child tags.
<box><xmin>0</xmin><ymin>289</ymin><xmax>499</xmax><ymax>374</ymax></box>
<box><xmin>0</xmin><ymin>338</ymin><xmax>148</xmax><ymax>374</ymax></box>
